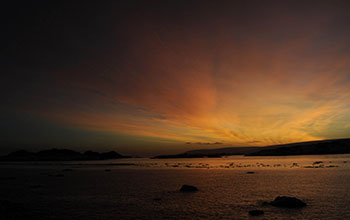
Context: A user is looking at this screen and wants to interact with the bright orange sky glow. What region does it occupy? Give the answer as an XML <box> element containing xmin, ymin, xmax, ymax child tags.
<box><xmin>2</xmin><ymin>1</ymin><xmax>349</xmax><ymax>155</ymax></box>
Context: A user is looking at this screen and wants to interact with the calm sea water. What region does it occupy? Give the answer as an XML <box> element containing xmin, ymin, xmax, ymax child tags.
<box><xmin>1</xmin><ymin>154</ymin><xmax>350</xmax><ymax>219</ymax></box>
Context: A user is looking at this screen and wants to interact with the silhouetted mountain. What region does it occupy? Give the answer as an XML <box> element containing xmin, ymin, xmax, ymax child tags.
<box><xmin>83</xmin><ymin>150</ymin><xmax>101</xmax><ymax>160</ymax></box>
<box><xmin>153</xmin><ymin>139</ymin><xmax>350</xmax><ymax>158</ymax></box>
<box><xmin>153</xmin><ymin>153</ymin><xmax>223</xmax><ymax>159</ymax></box>
<box><xmin>36</xmin><ymin>149</ymin><xmax>82</xmax><ymax>160</ymax></box>
<box><xmin>100</xmin><ymin>151</ymin><xmax>123</xmax><ymax>159</ymax></box>
<box><xmin>8</xmin><ymin>150</ymin><xmax>35</xmax><ymax>158</ymax></box>
<box><xmin>246</xmin><ymin>138</ymin><xmax>350</xmax><ymax>156</ymax></box>
<box><xmin>0</xmin><ymin>148</ymin><xmax>131</xmax><ymax>161</ymax></box>
<box><xmin>153</xmin><ymin>147</ymin><xmax>273</xmax><ymax>158</ymax></box>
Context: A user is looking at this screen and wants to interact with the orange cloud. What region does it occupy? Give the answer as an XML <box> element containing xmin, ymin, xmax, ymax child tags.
<box><xmin>20</xmin><ymin>1</ymin><xmax>349</xmax><ymax>151</ymax></box>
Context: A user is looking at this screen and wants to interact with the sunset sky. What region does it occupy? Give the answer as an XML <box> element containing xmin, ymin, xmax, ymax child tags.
<box><xmin>1</xmin><ymin>1</ymin><xmax>349</xmax><ymax>156</ymax></box>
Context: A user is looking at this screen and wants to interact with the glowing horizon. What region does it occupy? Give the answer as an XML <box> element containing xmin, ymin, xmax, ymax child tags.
<box><xmin>2</xmin><ymin>1</ymin><xmax>349</xmax><ymax>155</ymax></box>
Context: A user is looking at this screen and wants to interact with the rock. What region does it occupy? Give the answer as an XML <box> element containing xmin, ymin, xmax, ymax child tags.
<box><xmin>105</xmin><ymin>169</ymin><xmax>111</xmax><ymax>172</ymax></box>
<box><xmin>29</xmin><ymin>184</ymin><xmax>43</xmax><ymax>189</ymax></box>
<box><xmin>180</xmin><ymin>184</ymin><xmax>198</xmax><ymax>192</ymax></box>
<box><xmin>153</xmin><ymin>198</ymin><xmax>161</xmax><ymax>201</ymax></box>
<box><xmin>62</xmin><ymin>168</ymin><xmax>73</xmax><ymax>172</ymax></box>
<box><xmin>246</xmin><ymin>171</ymin><xmax>255</xmax><ymax>174</ymax></box>
<box><xmin>249</xmin><ymin>210</ymin><xmax>264</xmax><ymax>216</ymax></box>
<box><xmin>270</xmin><ymin>196</ymin><xmax>306</xmax><ymax>208</ymax></box>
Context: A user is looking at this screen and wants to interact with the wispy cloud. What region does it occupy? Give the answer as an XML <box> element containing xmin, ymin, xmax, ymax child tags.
<box><xmin>8</xmin><ymin>1</ymin><xmax>349</xmax><ymax>152</ymax></box>
<box><xmin>186</xmin><ymin>142</ymin><xmax>223</xmax><ymax>145</ymax></box>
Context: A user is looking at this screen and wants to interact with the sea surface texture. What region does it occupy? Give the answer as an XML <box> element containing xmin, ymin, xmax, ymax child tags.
<box><xmin>1</xmin><ymin>154</ymin><xmax>350</xmax><ymax>220</ymax></box>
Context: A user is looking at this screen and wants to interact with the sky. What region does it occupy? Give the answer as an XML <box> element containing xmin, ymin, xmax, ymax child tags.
<box><xmin>1</xmin><ymin>0</ymin><xmax>349</xmax><ymax>156</ymax></box>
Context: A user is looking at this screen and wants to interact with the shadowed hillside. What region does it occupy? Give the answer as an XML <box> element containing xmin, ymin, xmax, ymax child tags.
<box><xmin>247</xmin><ymin>139</ymin><xmax>350</xmax><ymax>156</ymax></box>
<box><xmin>153</xmin><ymin>139</ymin><xmax>350</xmax><ymax>158</ymax></box>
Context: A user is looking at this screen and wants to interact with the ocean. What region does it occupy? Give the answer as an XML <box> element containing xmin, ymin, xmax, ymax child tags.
<box><xmin>1</xmin><ymin>154</ymin><xmax>350</xmax><ymax>219</ymax></box>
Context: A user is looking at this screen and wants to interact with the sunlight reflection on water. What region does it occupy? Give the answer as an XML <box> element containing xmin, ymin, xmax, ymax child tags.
<box><xmin>67</xmin><ymin>154</ymin><xmax>350</xmax><ymax>169</ymax></box>
<box><xmin>1</xmin><ymin>154</ymin><xmax>350</xmax><ymax>219</ymax></box>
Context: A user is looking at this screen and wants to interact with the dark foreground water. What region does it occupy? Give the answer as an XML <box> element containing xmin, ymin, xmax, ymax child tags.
<box><xmin>1</xmin><ymin>154</ymin><xmax>350</xmax><ymax>220</ymax></box>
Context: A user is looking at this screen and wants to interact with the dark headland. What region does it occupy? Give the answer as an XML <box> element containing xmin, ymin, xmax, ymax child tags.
<box><xmin>153</xmin><ymin>138</ymin><xmax>350</xmax><ymax>158</ymax></box>
<box><xmin>0</xmin><ymin>149</ymin><xmax>131</xmax><ymax>161</ymax></box>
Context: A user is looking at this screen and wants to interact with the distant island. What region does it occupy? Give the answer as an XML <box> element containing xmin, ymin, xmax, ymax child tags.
<box><xmin>0</xmin><ymin>149</ymin><xmax>131</xmax><ymax>161</ymax></box>
<box><xmin>153</xmin><ymin>138</ymin><xmax>350</xmax><ymax>158</ymax></box>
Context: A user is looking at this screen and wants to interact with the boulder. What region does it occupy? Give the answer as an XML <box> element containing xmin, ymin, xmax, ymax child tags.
<box><xmin>270</xmin><ymin>196</ymin><xmax>306</xmax><ymax>208</ymax></box>
<box><xmin>180</xmin><ymin>185</ymin><xmax>198</xmax><ymax>192</ymax></box>
<box><xmin>249</xmin><ymin>210</ymin><xmax>264</xmax><ymax>216</ymax></box>
<box><xmin>29</xmin><ymin>184</ymin><xmax>43</xmax><ymax>189</ymax></box>
<box><xmin>62</xmin><ymin>168</ymin><xmax>73</xmax><ymax>172</ymax></box>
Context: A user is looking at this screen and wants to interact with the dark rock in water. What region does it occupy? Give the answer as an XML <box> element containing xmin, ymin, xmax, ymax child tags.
<box><xmin>246</xmin><ymin>171</ymin><xmax>255</xmax><ymax>174</ymax></box>
<box><xmin>180</xmin><ymin>184</ymin><xmax>198</xmax><ymax>192</ymax></box>
<box><xmin>62</xmin><ymin>168</ymin><xmax>73</xmax><ymax>172</ymax></box>
<box><xmin>29</xmin><ymin>184</ymin><xmax>43</xmax><ymax>189</ymax></box>
<box><xmin>153</xmin><ymin>198</ymin><xmax>161</xmax><ymax>201</ymax></box>
<box><xmin>249</xmin><ymin>210</ymin><xmax>264</xmax><ymax>216</ymax></box>
<box><xmin>270</xmin><ymin>196</ymin><xmax>306</xmax><ymax>208</ymax></box>
<box><xmin>105</xmin><ymin>169</ymin><xmax>112</xmax><ymax>172</ymax></box>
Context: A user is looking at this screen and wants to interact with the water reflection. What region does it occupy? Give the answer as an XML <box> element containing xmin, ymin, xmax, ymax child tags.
<box><xmin>102</xmin><ymin>154</ymin><xmax>350</xmax><ymax>169</ymax></box>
